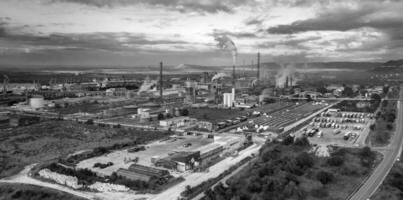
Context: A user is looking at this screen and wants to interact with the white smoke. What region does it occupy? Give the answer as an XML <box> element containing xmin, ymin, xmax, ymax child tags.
<box><xmin>137</xmin><ymin>76</ymin><xmax>157</xmax><ymax>94</ymax></box>
<box><xmin>214</xmin><ymin>35</ymin><xmax>238</xmax><ymax>65</ymax></box>
<box><xmin>211</xmin><ymin>72</ymin><xmax>229</xmax><ymax>81</ymax></box>
<box><xmin>275</xmin><ymin>64</ymin><xmax>298</xmax><ymax>88</ymax></box>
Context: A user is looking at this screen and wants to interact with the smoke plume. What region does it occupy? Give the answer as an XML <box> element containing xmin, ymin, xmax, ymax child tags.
<box><xmin>211</xmin><ymin>72</ymin><xmax>229</xmax><ymax>81</ymax></box>
<box><xmin>137</xmin><ymin>76</ymin><xmax>157</xmax><ymax>94</ymax></box>
<box><xmin>214</xmin><ymin>35</ymin><xmax>238</xmax><ymax>65</ymax></box>
<box><xmin>275</xmin><ymin>64</ymin><xmax>298</xmax><ymax>88</ymax></box>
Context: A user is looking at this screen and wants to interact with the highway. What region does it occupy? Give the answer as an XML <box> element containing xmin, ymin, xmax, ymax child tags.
<box><xmin>349</xmin><ymin>84</ymin><xmax>403</xmax><ymax>200</ymax></box>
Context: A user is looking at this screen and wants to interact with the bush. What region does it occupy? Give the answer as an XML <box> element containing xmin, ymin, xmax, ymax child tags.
<box><xmin>370</xmin><ymin>124</ymin><xmax>376</xmax><ymax>131</ymax></box>
<box><xmin>386</xmin><ymin>123</ymin><xmax>394</xmax><ymax>131</ymax></box>
<box><xmin>327</xmin><ymin>155</ymin><xmax>344</xmax><ymax>167</ymax></box>
<box><xmin>294</xmin><ymin>137</ymin><xmax>310</xmax><ymax>146</ymax></box>
<box><xmin>282</xmin><ymin>135</ymin><xmax>294</xmax><ymax>145</ymax></box>
<box><xmin>310</xmin><ymin>187</ymin><xmax>329</xmax><ymax>198</ymax></box>
<box><xmin>316</xmin><ymin>171</ymin><xmax>334</xmax><ymax>185</ymax></box>
<box><xmin>295</xmin><ymin>152</ymin><xmax>314</xmax><ymax>169</ymax></box>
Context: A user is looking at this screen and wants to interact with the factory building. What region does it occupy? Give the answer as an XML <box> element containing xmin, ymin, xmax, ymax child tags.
<box><xmin>159</xmin><ymin>116</ymin><xmax>197</xmax><ymax>128</ymax></box>
<box><xmin>195</xmin><ymin>143</ymin><xmax>224</xmax><ymax>168</ymax></box>
<box><xmin>223</xmin><ymin>88</ymin><xmax>235</xmax><ymax>107</ymax></box>
<box><xmin>116</xmin><ymin>164</ymin><xmax>170</xmax><ymax>182</ymax></box>
<box><xmin>156</xmin><ymin>151</ymin><xmax>201</xmax><ymax>172</ymax></box>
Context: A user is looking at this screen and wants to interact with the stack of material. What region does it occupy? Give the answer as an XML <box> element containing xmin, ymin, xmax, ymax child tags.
<box><xmin>38</xmin><ymin>169</ymin><xmax>82</xmax><ymax>189</ymax></box>
<box><xmin>88</xmin><ymin>182</ymin><xmax>130</xmax><ymax>192</ymax></box>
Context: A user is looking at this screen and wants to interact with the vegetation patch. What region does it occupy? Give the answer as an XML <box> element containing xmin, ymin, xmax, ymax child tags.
<box><xmin>0</xmin><ymin>183</ymin><xmax>86</xmax><ymax>200</ymax></box>
<box><xmin>204</xmin><ymin>136</ymin><xmax>379</xmax><ymax>200</ymax></box>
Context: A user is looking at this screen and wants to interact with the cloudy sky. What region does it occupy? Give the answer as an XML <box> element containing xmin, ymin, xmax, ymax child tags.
<box><xmin>0</xmin><ymin>0</ymin><xmax>403</xmax><ymax>67</ymax></box>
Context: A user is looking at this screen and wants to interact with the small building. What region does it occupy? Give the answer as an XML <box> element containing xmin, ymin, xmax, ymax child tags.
<box><xmin>116</xmin><ymin>164</ymin><xmax>170</xmax><ymax>182</ymax></box>
<box><xmin>196</xmin><ymin>121</ymin><xmax>213</xmax><ymax>131</ymax></box>
<box><xmin>156</xmin><ymin>151</ymin><xmax>201</xmax><ymax>172</ymax></box>
<box><xmin>159</xmin><ymin>116</ymin><xmax>197</xmax><ymax>128</ymax></box>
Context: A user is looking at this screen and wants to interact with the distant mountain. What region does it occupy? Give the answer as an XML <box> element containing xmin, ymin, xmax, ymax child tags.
<box><xmin>383</xmin><ymin>60</ymin><xmax>403</xmax><ymax>67</ymax></box>
<box><xmin>370</xmin><ymin>59</ymin><xmax>403</xmax><ymax>72</ymax></box>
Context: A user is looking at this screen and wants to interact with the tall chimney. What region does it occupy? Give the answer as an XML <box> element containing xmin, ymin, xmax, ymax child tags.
<box><xmin>232</xmin><ymin>64</ymin><xmax>236</xmax><ymax>87</ymax></box>
<box><xmin>257</xmin><ymin>52</ymin><xmax>260</xmax><ymax>81</ymax></box>
<box><xmin>160</xmin><ymin>61</ymin><xmax>163</xmax><ymax>102</ymax></box>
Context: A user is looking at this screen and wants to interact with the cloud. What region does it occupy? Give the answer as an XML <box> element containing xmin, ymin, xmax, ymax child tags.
<box><xmin>244</xmin><ymin>17</ymin><xmax>264</xmax><ymax>26</ymax></box>
<box><xmin>212</xmin><ymin>29</ymin><xmax>259</xmax><ymax>39</ymax></box>
<box><xmin>267</xmin><ymin>1</ymin><xmax>403</xmax><ymax>34</ymax></box>
<box><xmin>0</xmin><ymin>30</ymin><xmax>193</xmax><ymax>55</ymax></box>
<box><xmin>50</xmin><ymin>0</ymin><xmax>253</xmax><ymax>13</ymax></box>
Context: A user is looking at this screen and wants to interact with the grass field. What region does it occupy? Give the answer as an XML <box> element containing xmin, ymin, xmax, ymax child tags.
<box><xmin>0</xmin><ymin>120</ymin><xmax>170</xmax><ymax>178</ymax></box>
<box><xmin>0</xmin><ymin>183</ymin><xmax>86</xmax><ymax>200</ymax></box>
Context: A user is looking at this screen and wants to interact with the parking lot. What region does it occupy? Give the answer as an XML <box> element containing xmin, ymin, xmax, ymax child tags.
<box><xmin>295</xmin><ymin>110</ymin><xmax>375</xmax><ymax>148</ymax></box>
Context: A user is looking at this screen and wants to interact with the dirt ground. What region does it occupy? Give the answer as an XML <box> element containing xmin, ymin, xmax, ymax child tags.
<box><xmin>76</xmin><ymin>134</ymin><xmax>244</xmax><ymax>177</ymax></box>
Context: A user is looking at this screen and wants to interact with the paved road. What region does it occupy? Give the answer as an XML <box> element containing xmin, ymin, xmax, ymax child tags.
<box><xmin>349</xmin><ymin>84</ymin><xmax>403</xmax><ymax>200</ymax></box>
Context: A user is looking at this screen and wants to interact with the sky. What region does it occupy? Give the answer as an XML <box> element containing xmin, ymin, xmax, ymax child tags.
<box><xmin>0</xmin><ymin>0</ymin><xmax>403</xmax><ymax>67</ymax></box>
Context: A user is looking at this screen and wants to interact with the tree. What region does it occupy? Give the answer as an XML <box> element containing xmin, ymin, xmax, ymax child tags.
<box><xmin>342</xmin><ymin>87</ymin><xmax>354</xmax><ymax>97</ymax></box>
<box><xmin>316</xmin><ymin>171</ymin><xmax>334</xmax><ymax>184</ymax></box>
<box><xmin>282</xmin><ymin>135</ymin><xmax>294</xmax><ymax>145</ymax></box>
<box><xmin>185</xmin><ymin>185</ymin><xmax>192</xmax><ymax>195</ymax></box>
<box><xmin>181</xmin><ymin>109</ymin><xmax>189</xmax><ymax>116</ymax></box>
<box><xmin>157</xmin><ymin>113</ymin><xmax>165</xmax><ymax>120</ymax></box>
<box><xmin>295</xmin><ymin>152</ymin><xmax>314</xmax><ymax>169</ymax></box>
<box><xmin>316</xmin><ymin>86</ymin><xmax>327</xmax><ymax>94</ymax></box>
<box><xmin>294</xmin><ymin>137</ymin><xmax>310</xmax><ymax>146</ymax></box>
<box><xmin>370</xmin><ymin>124</ymin><xmax>376</xmax><ymax>131</ymax></box>
<box><xmin>386</xmin><ymin>123</ymin><xmax>393</xmax><ymax>131</ymax></box>
<box><xmin>370</xmin><ymin>93</ymin><xmax>382</xmax><ymax>102</ymax></box>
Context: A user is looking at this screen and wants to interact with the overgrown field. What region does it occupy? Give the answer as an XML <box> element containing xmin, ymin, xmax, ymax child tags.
<box><xmin>372</xmin><ymin>160</ymin><xmax>403</xmax><ymax>200</ymax></box>
<box><xmin>368</xmin><ymin>100</ymin><xmax>397</xmax><ymax>146</ymax></box>
<box><xmin>0</xmin><ymin>183</ymin><xmax>86</xmax><ymax>200</ymax></box>
<box><xmin>0</xmin><ymin>120</ymin><xmax>170</xmax><ymax>178</ymax></box>
<box><xmin>205</xmin><ymin>137</ymin><xmax>380</xmax><ymax>200</ymax></box>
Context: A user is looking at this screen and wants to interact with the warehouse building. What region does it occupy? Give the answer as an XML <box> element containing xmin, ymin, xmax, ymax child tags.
<box><xmin>116</xmin><ymin>164</ymin><xmax>170</xmax><ymax>182</ymax></box>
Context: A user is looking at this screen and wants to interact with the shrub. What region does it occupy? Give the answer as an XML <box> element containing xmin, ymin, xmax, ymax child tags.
<box><xmin>316</xmin><ymin>171</ymin><xmax>334</xmax><ymax>185</ymax></box>
<box><xmin>294</xmin><ymin>137</ymin><xmax>310</xmax><ymax>146</ymax></box>
<box><xmin>370</xmin><ymin>124</ymin><xmax>376</xmax><ymax>131</ymax></box>
<box><xmin>327</xmin><ymin>155</ymin><xmax>344</xmax><ymax>167</ymax></box>
<box><xmin>282</xmin><ymin>135</ymin><xmax>294</xmax><ymax>145</ymax></box>
<box><xmin>386</xmin><ymin>123</ymin><xmax>394</xmax><ymax>131</ymax></box>
<box><xmin>310</xmin><ymin>187</ymin><xmax>329</xmax><ymax>198</ymax></box>
<box><xmin>295</xmin><ymin>152</ymin><xmax>314</xmax><ymax>169</ymax></box>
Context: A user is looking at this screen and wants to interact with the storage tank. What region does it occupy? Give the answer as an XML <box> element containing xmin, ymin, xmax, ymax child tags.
<box><xmin>29</xmin><ymin>96</ymin><xmax>45</xmax><ymax>109</ymax></box>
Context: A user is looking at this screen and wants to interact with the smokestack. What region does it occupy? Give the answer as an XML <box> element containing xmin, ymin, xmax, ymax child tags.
<box><xmin>232</xmin><ymin>65</ymin><xmax>236</xmax><ymax>87</ymax></box>
<box><xmin>290</xmin><ymin>76</ymin><xmax>293</xmax><ymax>87</ymax></box>
<box><xmin>257</xmin><ymin>52</ymin><xmax>260</xmax><ymax>81</ymax></box>
<box><xmin>160</xmin><ymin>61</ymin><xmax>163</xmax><ymax>102</ymax></box>
<box><xmin>285</xmin><ymin>76</ymin><xmax>289</xmax><ymax>88</ymax></box>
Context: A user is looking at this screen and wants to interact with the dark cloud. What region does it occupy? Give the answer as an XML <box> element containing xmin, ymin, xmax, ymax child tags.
<box><xmin>212</xmin><ymin>29</ymin><xmax>259</xmax><ymax>39</ymax></box>
<box><xmin>244</xmin><ymin>17</ymin><xmax>264</xmax><ymax>26</ymax></box>
<box><xmin>260</xmin><ymin>36</ymin><xmax>321</xmax><ymax>49</ymax></box>
<box><xmin>0</xmin><ymin>31</ymin><xmax>191</xmax><ymax>53</ymax></box>
<box><xmin>267</xmin><ymin>2</ymin><xmax>403</xmax><ymax>34</ymax></box>
<box><xmin>51</xmin><ymin>0</ymin><xmax>253</xmax><ymax>13</ymax></box>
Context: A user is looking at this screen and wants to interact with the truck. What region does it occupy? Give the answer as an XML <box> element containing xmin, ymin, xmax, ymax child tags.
<box><xmin>344</xmin><ymin>132</ymin><xmax>351</xmax><ymax>140</ymax></box>
<box><xmin>317</xmin><ymin>131</ymin><xmax>323</xmax><ymax>138</ymax></box>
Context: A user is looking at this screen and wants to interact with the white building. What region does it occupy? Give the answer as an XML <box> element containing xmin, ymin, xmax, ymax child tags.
<box><xmin>223</xmin><ymin>88</ymin><xmax>235</xmax><ymax>107</ymax></box>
